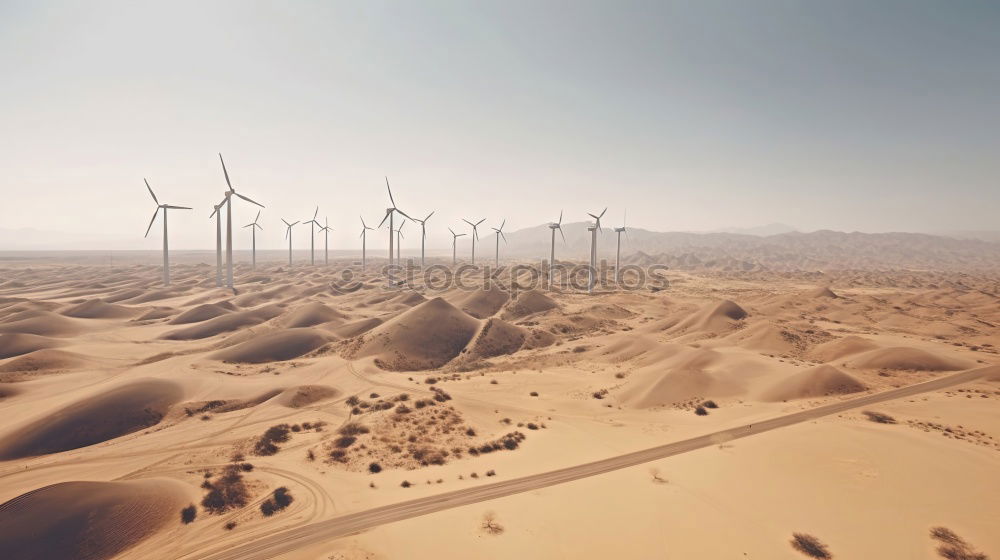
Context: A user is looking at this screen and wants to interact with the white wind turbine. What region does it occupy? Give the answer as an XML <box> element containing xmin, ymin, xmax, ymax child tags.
<box><xmin>462</xmin><ymin>218</ymin><xmax>485</xmax><ymax>264</ymax></box>
<box><xmin>242</xmin><ymin>210</ymin><xmax>263</xmax><ymax>270</ymax></box>
<box><xmin>218</xmin><ymin>154</ymin><xmax>264</xmax><ymax>288</ymax></box>
<box><xmin>547</xmin><ymin>210</ymin><xmax>566</xmax><ymax>290</ymax></box>
<box><xmin>209</xmin><ymin>198</ymin><xmax>226</xmax><ymax>286</ymax></box>
<box><xmin>304</xmin><ymin>206</ymin><xmax>320</xmax><ymax>266</ymax></box>
<box><xmin>318</xmin><ymin>217</ymin><xmax>331</xmax><ymax>266</ymax></box>
<box><xmin>414</xmin><ymin>211</ymin><xmax>435</xmax><ymax>267</ymax></box>
<box><xmin>282</xmin><ymin>219</ymin><xmax>299</xmax><ymax>267</ymax></box>
<box><xmin>587</xmin><ymin>207</ymin><xmax>607</xmax><ymax>294</ymax></box>
<box><xmin>359</xmin><ymin>216</ymin><xmax>374</xmax><ymax>270</ymax></box>
<box><xmin>395</xmin><ymin>219</ymin><xmax>406</xmax><ymax>263</ymax></box>
<box><xmin>377</xmin><ymin>177</ymin><xmax>410</xmax><ymax>266</ymax></box>
<box><xmin>491</xmin><ymin>219</ymin><xmax>507</xmax><ymax>268</ymax></box>
<box><xmin>448</xmin><ymin>227</ymin><xmax>466</xmax><ymax>265</ymax></box>
<box><xmin>614</xmin><ymin>210</ymin><xmax>629</xmax><ymax>282</ymax></box>
<box><xmin>143</xmin><ymin>179</ymin><xmax>191</xmax><ymax>286</ymax></box>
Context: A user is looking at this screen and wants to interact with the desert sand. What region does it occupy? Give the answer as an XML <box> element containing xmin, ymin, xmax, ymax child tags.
<box><xmin>0</xmin><ymin>254</ymin><xmax>998</xmax><ymax>560</ymax></box>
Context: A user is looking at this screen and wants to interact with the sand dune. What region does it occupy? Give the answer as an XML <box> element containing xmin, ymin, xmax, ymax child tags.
<box><xmin>210</xmin><ymin>328</ymin><xmax>330</xmax><ymax>363</ymax></box>
<box><xmin>0</xmin><ymin>349</ymin><xmax>93</xmax><ymax>379</ymax></box>
<box><xmin>0</xmin><ymin>333</ymin><xmax>64</xmax><ymax>359</ymax></box>
<box><xmin>850</xmin><ymin>346</ymin><xmax>971</xmax><ymax>371</ymax></box>
<box><xmin>60</xmin><ymin>299</ymin><xmax>138</xmax><ymax>319</ymax></box>
<box><xmin>809</xmin><ymin>335</ymin><xmax>880</xmax><ymax>362</ymax></box>
<box><xmin>161</xmin><ymin>304</ymin><xmax>283</xmax><ymax>340</ymax></box>
<box><xmin>463</xmin><ymin>317</ymin><xmax>527</xmax><ymax>360</ymax></box>
<box><xmin>759</xmin><ymin>365</ymin><xmax>866</xmax><ymax>401</ymax></box>
<box><xmin>0</xmin><ymin>378</ymin><xmax>183</xmax><ymax>459</ymax></box>
<box><xmin>0</xmin><ymin>310</ymin><xmax>82</xmax><ymax>337</ymax></box>
<box><xmin>0</xmin><ymin>479</ymin><xmax>188</xmax><ymax>560</ymax></box>
<box><xmin>669</xmin><ymin>299</ymin><xmax>747</xmax><ymax>334</ymax></box>
<box><xmin>168</xmin><ymin>302</ymin><xmax>237</xmax><ymax>324</ymax></box>
<box><xmin>451</xmin><ymin>284</ymin><xmax>510</xmax><ymax>318</ymax></box>
<box><xmin>282</xmin><ymin>301</ymin><xmax>348</xmax><ymax>328</ymax></box>
<box><xmin>343</xmin><ymin>297</ymin><xmax>479</xmax><ymax>370</ymax></box>
<box><xmin>330</xmin><ymin>317</ymin><xmax>383</xmax><ymax>338</ymax></box>
<box><xmin>501</xmin><ymin>289</ymin><xmax>559</xmax><ymax>319</ymax></box>
<box><xmin>276</xmin><ymin>384</ymin><xmax>339</xmax><ymax>407</ymax></box>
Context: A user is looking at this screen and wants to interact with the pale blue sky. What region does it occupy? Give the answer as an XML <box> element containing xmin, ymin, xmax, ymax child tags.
<box><xmin>1</xmin><ymin>0</ymin><xmax>997</xmax><ymax>250</ymax></box>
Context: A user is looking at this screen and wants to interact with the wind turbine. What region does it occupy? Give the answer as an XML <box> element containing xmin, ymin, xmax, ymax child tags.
<box><xmin>414</xmin><ymin>211</ymin><xmax>435</xmax><ymax>267</ymax></box>
<box><xmin>359</xmin><ymin>216</ymin><xmax>374</xmax><ymax>270</ymax></box>
<box><xmin>304</xmin><ymin>206</ymin><xmax>320</xmax><ymax>266</ymax></box>
<box><xmin>462</xmin><ymin>218</ymin><xmax>485</xmax><ymax>264</ymax></box>
<box><xmin>242</xmin><ymin>210</ymin><xmax>263</xmax><ymax>270</ymax></box>
<box><xmin>448</xmin><ymin>227</ymin><xmax>466</xmax><ymax>265</ymax></box>
<box><xmin>395</xmin><ymin>219</ymin><xmax>406</xmax><ymax>263</ymax></box>
<box><xmin>143</xmin><ymin>179</ymin><xmax>191</xmax><ymax>286</ymax></box>
<box><xmin>491</xmin><ymin>219</ymin><xmax>507</xmax><ymax>268</ymax></box>
<box><xmin>587</xmin><ymin>207</ymin><xmax>607</xmax><ymax>294</ymax></box>
<box><xmin>318</xmin><ymin>217</ymin><xmax>331</xmax><ymax>266</ymax></box>
<box><xmin>282</xmin><ymin>219</ymin><xmax>299</xmax><ymax>267</ymax></box>
<box><xmin>209</xmin><ymin>199</ymin><xmax>226</xmax><ymax>286</ymax></box>
<box><xmin>218</xmin><ymin>154</ymin><xmax>264</xmax><ymax>288</ymax></box>
<box><xmin>377</xmin><ymin>177</ymin><xmax>410</xmax><ymax>266</ymax></box>
<box><xmin>614</xmin><ymin>210</ymin><xmax>629</xmax><ymax>282</ymax></box>
<box><xmin>547</xmin><ymin>210</ymin><xmax>566</xmax><ymax>290</ymax></box>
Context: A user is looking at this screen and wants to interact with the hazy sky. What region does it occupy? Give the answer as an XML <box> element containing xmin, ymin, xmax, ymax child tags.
<box><xmin>1</xmin><ymin>0</ymin><xmax>998</xmax><ymax>250</ymax></box>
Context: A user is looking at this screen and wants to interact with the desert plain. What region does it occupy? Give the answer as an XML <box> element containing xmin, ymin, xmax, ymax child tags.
<box><xmin>0</xmin><ymin>251</ymin><xmax>998</xmax><ymax>560</ymax></box>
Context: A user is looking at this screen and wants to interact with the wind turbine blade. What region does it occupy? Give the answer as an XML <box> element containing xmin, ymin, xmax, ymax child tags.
<box><xmin>377</xmin><ymin>210</ymin><xmax>391</xmax><ymax>228</ymax></box>
<box><xmin>385</xmin><ymin>177</ymin><xmax>396</xmax><ymax>207</ymax></box>
<box><xmin>209</xmin><ymin>205</ymin><xmax>219</xmax><ymax>218</ymax></box>
<box><xmin>448</xmin><ymin>227</ymin><xmax>456</xmax><ymax>236</ymax></box>
<box><xmin>234</xmin><ymin>192</ymin><xmax>264</xmax><ymax>208</ymax></box>
<box><xmin>599</xmin><ymin>207</ymin><xmax>607</xmax><ymax>218</ymax></box>
<box><xmin>219</xmin><ymin>153</ymin><xmax>233</xmax><ymax>191</ymax></box>
<box><xmin>501</xmin><ymin>231</ymin><xmax>507</xmax><ymax>243</ymax></box>
<box><xmin>396</xmin><ymin>209</ymin><xmax>412</xmax><ymax>220</ymax></box>
<box><xmin>144</xmin><ymin>208</ymin><xmax>159</xmax><ymax>238</ymax></box>
<box><xmin>559</xmin><ymin>226</ymin><xmax>566</xmax><ymax>244</ymax></box>
<box><xmin>425</xmin><ymin>211</ymin><xmax>434</xmax><ymax>221</ymax></box>
<box><xmin>282</xmin><ymin>218</ymin><xmax>291</xmax><ymax>227</ymax></box>
<box><xmin>144</xmin><ymin>179</ymin><xmax>158</xmax><ymax>204</ymax></box>
<box><xmin>285</xmin><ymin>227</ymin><xmax>290</xmax><ymax>240</ymax></box>
<box><xmin>625</xmin><ymin>228</ymin><xmax>631</xmax><ymax>241</ymax></box>
<box><xmin>164</xmin><ymin>205</ymin><xmax>192</xmax><ymax>210</ymax></box>
<box><xmin>500</xmin><ymin>219</ymin><xmax>506</xmax><ymax>230</ymax></box>
<box><xmin>313</xmin><ymin>206</ymin><xmax>319</xmax><ymax>220</ymax></box>
<box><xmin>475</xmin><ymin>218</ymin><xmax>486</xmax><ymax>226</ymax></box>
<box><xmin>623</xmin><ymin>208</ymin><xmax>627</xmax><ymax>228</ymax></box>
<box><xmin>558</xmin><ymin>210</ymin><xmax>563</xmax><ymax>225</ymax></box>
<box><xmin>291</xmin><ymin>221</ymin><xmax>300</xmax><ymax>226</ymax></box>
<box><xmin>254</xmin><ymin>209</ymin><xmax>261</xmax><ymax>224</ymax></box>
<box><xmin>474</xmin><ymin>229</ymin><xmax>479</xmax><ymax>240</ymax></box>
<box><xmin>360</xmin><ymin>215</ymin><xmax>368</xmax><ymax>228</ymax></box>
<box><xmin>243</xmin><ymin>223</ymin><xmax>253</xmax><ymax>228</ymax></box>
<box><xmin>462</xmin><ymin>219</ymin><xmax>474</xmax><ymax>227</ymax></box>
<box><xmin>256</xmin><ymin>223</ymin><xmax>263</xmax><ymax>230</ymax></box>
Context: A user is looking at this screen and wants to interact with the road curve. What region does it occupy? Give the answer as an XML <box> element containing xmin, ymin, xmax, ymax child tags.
<box><xmin>187</xmin><ymin>365</ymin><xmax>997</xmax><ymax>560</ymax></box>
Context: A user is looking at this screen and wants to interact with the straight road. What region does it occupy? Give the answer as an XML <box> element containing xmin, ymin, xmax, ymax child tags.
<box><xmin>189</xmin><ymin>365</ymin><xmax>997</xmax><ymax>560</ymax></box>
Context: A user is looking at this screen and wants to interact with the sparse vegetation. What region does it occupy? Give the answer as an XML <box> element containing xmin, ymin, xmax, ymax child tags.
<box><xmin>694</xmin><ymin>406</ymin><xmax>708</xmax><ymax>416</ymax></box>
<box><xmin>592</xmin><ymin>388</ymin><xmax>609</xmax><ymax>399</ymax></box>
<box><xmin>702</xmin><ymin>400</ymin><xmax>718</xmax><ymax>409</ymax></box>
<box><xmin>180</xmin><ymin>504</ymin><xmax>197</xmax><ymax>524</ymax></box>
<box><xmin>790</xmin><ymin>533</ymin><xmax>832</xmax><ymax>559</ymax></box>
<box><xmin>862</xmin><ymin>411</ymin><xmax>897</xmax><ymax>424</ymax></box>
<box><xmin>224</xmin><ymin>521</ymin><xmax>237</xmax><ymax>531</ymax></box>
<box><xmin>529</xmin><ymin>391</ymin><xmax>538</xmax><ymax>397</ymax></box>
<box><xmin>253</xmin><ymin>424</ymin><xmax>292</xmax><ymax>456</ymax></box>
<box><xmin>260</xmin><ymin>487</ymin><xmax>293</xmax><ymax>517</ymax></box>
<box><xmin>201</xmin><ymin>463</ymin><xmax>250</xmax><ymax>514</ymax></box>
<box><xmin>368</xmin><ymin>462</ymin><xmax>382</xmax><ymax>474</ymax></box>
<box><xmin>481</xmin><ymin>512</ymin><xmax>504</xmax><ymax>535</ymax></box>
<box><xmin>400</xmin><ymin>480</ymin><xmax>412</xmax><ymax>488</ymax></box>
<box><xmin>930</xmin><ymin>526</ymin><xmax>988</xmax><ymax>560</ymax></box>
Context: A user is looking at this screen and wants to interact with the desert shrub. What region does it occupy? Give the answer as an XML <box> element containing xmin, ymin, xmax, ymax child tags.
<box><xmin>614</xmin><ymin>372</ymin><xmax>626</xmax><ymax>379</ymax></box>
<box><xmin>291</xmin><ymin>424</ymin><xmax>301</xmax><ymax>432</ymax></box>
<box><xmin>368</xmin><ymin>462</ymin><xmax>382</xmax><ymax>474</ymax></box>
<box><xmin>395</xmin><ymin>404</ymin><xmax>411</xmax><ymax>414</ymax></box>
<box><xmin>339</xmin><ymin>422</ymin><xmax>370</xmax><ymax>436</ymax></box>
<box><xmin>224</xmin><ymin>521</ymin><xmax>237</xmax><ymax>531</ymax></box>
<box><xmin>592</xmin><ymin>389</ymin><xmax>609</xmax><ymax>399</ymax></box>
<box><xmin>529</xmin><ymin>391</ymin><xmax>539</xmax><ymax>397</ymax></box>
<box><xmin>930</xmin><ymin>526</ymin><xmax>987</xmax><ymax>560</ymax></box>
<box><xmin>490</xmin><ymin>379</ymin><xmax>498</xmax><ymax>385</ymax></box>
<box><xmin>201</xmin><ymin>466</ymin><xmax>249</xmax><ymax>514</ymax></box>
<box><xmin>465</xmin><ymin>427</ymin><xmax>477</xmax><ymax>437</ymax></box>
<box><xmin>862</xmin><ymin>411</ymin><xmax>896</xmax><ymax>424</ymax></box>
<box><xmin>790</xmin><ymin>533</ymin><xmax>832</xmax><ymax>559</ymax></box>
<box><xmin>253</xmin><ymin>424</ymin><xmax>292</xmax><ymax>456</ymax></box>
<box><xmin>306</xmin><ymin>449</ymin><xmax>315</xmax><ymax>461</ymax></box>
<box><xmin>694</xmin><ymin>406</ymin><xmax>708</xmax><ymax>416</ymax></box>
<box><xmin>486</xmin><ymin>469</ymin><xmax>496</xmax><ymax>477</ymax></box>
<box><xmin>369</xmin><ymin>392</ymin><xmax>380</xmax><ymax>398</ymax></box>
<box><xmin>346</xmin><ymin>395</ymin><xmax>361</xmax><ymax>406</ymax></box>
<box><xmin>482</xmin><ymin>512</ymin><xmax>504</xmax><ymax>535</ymax></box>
<box><xmin>526</xmin><ymin>423</ymin><xmax>539</xmax><ymax>430</ymax></box>
<box><xmin>425</xmin><ymin>377</ymin><xmax>438</xmax><ymax>384</ymax></box>
<box><xmin>261</xmin><ymin>487</ymin><xmax>293</xmax><ymax>517</ymax></box>
<box><xmin>238</xmin><ymin>462</ymin><xmax>254</xmax><ymax>472</ymax></box>
<box><xmin>329</xmin><ymin>449</ymin><xmax>347</xmax><ymax>462</ymax></box>
<box><xmin>335</xmin><ymin>435</ymin><xmax>357</xmax><ymax>448</ymax></box>
<box><xmin>400</xmin><ymin>480</ymin><xmax>411</xmax><ymax>488</ymax></box>
<box><xmin>702</xmin><ymin>400</ymin><xmax>718</xmax><ymax>409</ymax></box>
<box><xmin>180</xmin><ymin>504</ymin><xmax>197</xmax><ymax>524</ymax></box>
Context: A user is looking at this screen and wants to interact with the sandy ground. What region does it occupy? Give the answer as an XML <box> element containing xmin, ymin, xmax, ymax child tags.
<box><xmin>0</xmin><ymin>255</ymin><xmax>998</xmax><ymax>560</ymax></box>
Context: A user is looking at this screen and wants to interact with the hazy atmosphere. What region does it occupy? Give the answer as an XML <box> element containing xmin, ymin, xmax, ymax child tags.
<box><xmin>1</xmin><ymin>0</ymin><xmax>998</xmax><ymax>250</ymax></box>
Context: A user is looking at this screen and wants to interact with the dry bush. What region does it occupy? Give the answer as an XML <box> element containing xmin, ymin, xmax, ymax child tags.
<box><xmin>862</xmin><ymin>411</ymin><xmax>897</xmax><ymax>424</ymax></box>
<box><xmin>224</xmin><ymin>521</ymin><xmax>237</xmax><ymax>531</ymax></box>
<box><xmin>400</xmin><ymin>480</ymin><xmax>412</xmax><ymax>488</ymax></box>
<box><xmin>790</xmin><ymin>533</ymin><xmax>832</xmax><ymax>559</ymax></box>
<box><xmin>694</xmin><ymin>406</ymin><xmax>708</xmax><ymax>416</ymax></box>
<box><xmin>930</xmin><ymin>526</ymin><xmax>988</xmax><ymax>560</ymax></box>
<box><xmin>180</xmin><ymin>504</ymin><xmax>197</xmax><ymax>524</ymax></box>
<box><xmin>201</xmin><ymin>465</ymin><xmax>249</xmax><ymax>514</ymax></box>
<box><xmin>702</xmin><ymin>400</ymin><xmax>719</xmax><ymax>409</ymax></box>
<box><xmin>481</xmin><ymin>512</ymin><xmax>504</xmax><ymax>535</ymax></box>
<box><xmin>260</xmin><ymin>487</ymin><xmax>293</xmax><ymax>517</ymax></box>
<box><xmin>368</xmin><ymin>462</ymin><xmax>382</xmax><ymax>473</ymax></box>
<box><xmin>253</xmin><ymin>424</ymin><xmax>292</xmax><ymax>456</ymax></box>
<box><xmin>334</xmin><ymin>435</ymin><xmax>357</xmax><ymax>448</ymax></box>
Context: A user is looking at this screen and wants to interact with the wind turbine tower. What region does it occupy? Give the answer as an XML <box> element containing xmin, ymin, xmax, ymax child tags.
<box><xmin>242</xmin><ymin>210</ymin><xmax>263</xmax><ymax>270</ymax></box>
<box><xmin>463</xmin><ymin>218</ymin><xmax>485</xmax><ymax>265</ymax></box>
<box><xmin>218</xmin><ymin>154</ymin><xmax>264</xmax><ymax>288</ymax></box>
<box><xmin>143</xmin><ymin>179</ymin><xmax>191</xmax><ymax>286</ymax></box>
<box><xmin>378</xmin><ymin>177</ymin><xmax>410</xmax><ymax>266</ymax></box>
<box><xmin>448</xmin><ymin>227</ymin><xmax>466</xmax><ymax>265</ymax></box>
<box><xmin>304</xmin><ymin>207</ymin><xmax>321</xmax><ymax>266</ymax></box>
<box><xmin>415</xmin><ymin>211</ymin><xmax>435</xmax><ymax>267</ymax></box>
<box><xmin>360</xmin><ymin>216</ymin><xmax>374</xmax><ymax>270</ymax></box>
<box><xmin>547</xmin><ymin>210</ymin><xmax>565</xmax><ymax>290</ymax></box>
<box><xmin>491</xmin><ymin>219</ymin><xmax>507</xmax><ymax>268</ymax></box>
<box><xmin>614</xmin><ymin>210</ymin><xmax>629</xmax><ymax>282</ymax></box>
<box><xmin>282</xmin><ymin>219</ymin><xmax>299</xmax><ymax>267</ymax></box>
<box><xmin>587</xmin><ymin>208</ymin><xmax>607</xmax><ymax>294</ymax></box>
